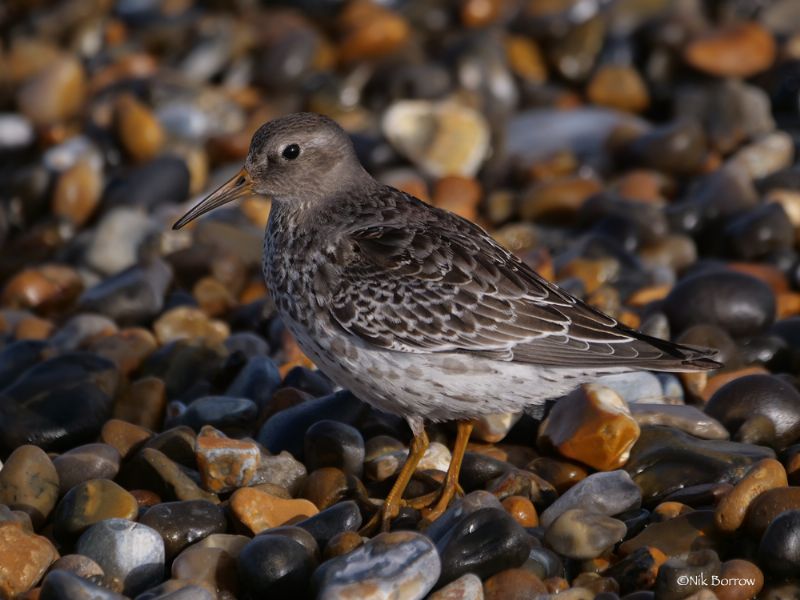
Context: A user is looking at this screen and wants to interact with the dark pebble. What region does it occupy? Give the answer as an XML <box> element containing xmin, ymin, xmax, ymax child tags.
<box><xmin>104</xmin><ymin>156</ymin><xmax>190</xmax><ymax>208</ymax></box>
<box><xmin>40</xmin><ymin>569</ymin><xmax>126</xmax><ymax>600</ymax></box>
<box><xmin>139</xmin><ymin>500</ymin><xmax>227</xmax><ymax>561</ymax></box>
<box><xmin>237</xmin><ymin>534</ymin><xmax>314</xmax><ymax>599</ymax></box>
<box><xmin>725</xmin><ymin>204</ymin><xmax>795</xmax><ymax>260</ymax></box>
<box><xmin>293</xmin><ymin>500</ymin><xmax>363</xmax><ymax>550</ymax></box>
<box><xmin>173</xmin><ymin>396</ymin><xmax>257</xmax><ymax>434</ymax></box>
<box><xmin>662</xmin><ymin>270</ymin><xmax>775</xmax><ymax>337</ymax></box>
<box><xmin>758</xmin><ymin>509</ymin><xmax>800</xmax><ymax>577</ymax></box>
<box><xmin>226</xmin><ymin>355</ymin><xmax>281</xmax><ymax>410</ymax></box>
<box><xmin>436</xmin><ymin>507</ymin><xmax>534</xmax><ymax>586</ymax></box>
<box><xmin>52</xmin><ymin>479</ymin><xmax>138</xmax><ymax>543</ymax></box>
<box><xmin>53</xmin><ymin>443</ymin><xmax>121</xmax><ymax>495</ymax></box>
<box><xmin>304</xmin><ymin>420</ymin><xmax>365</xmax><ymax>478</ymax></box>
<box><xmin>705</xmin><ymin>374</ymin><xmax>800</xmax><ymax>447</ymax></box>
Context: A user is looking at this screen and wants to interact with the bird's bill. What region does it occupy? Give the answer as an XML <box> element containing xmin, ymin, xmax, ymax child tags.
<box><xmin>172</xmin><ymin>167</ymin><xmax>253</xmax><ymax>230</ymax></box>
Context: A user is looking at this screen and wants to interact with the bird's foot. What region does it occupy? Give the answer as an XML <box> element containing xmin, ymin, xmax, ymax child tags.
<box><xmin>358</xmin><ymin>496</ymin><xmax>403</xmax><ymax>535</ymax></box>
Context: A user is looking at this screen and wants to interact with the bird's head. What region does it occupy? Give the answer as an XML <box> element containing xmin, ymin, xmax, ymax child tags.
<box><xmin>173</xmin><ymin>112</ymin><xmax>369</xmax><ymax>229</ymax></box>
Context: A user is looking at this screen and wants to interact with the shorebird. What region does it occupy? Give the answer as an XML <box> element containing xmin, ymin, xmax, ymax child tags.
<box><xmin>174</xmin><ymin>112</ymin><xmax>719</xmax><ymax>532</ymax></box>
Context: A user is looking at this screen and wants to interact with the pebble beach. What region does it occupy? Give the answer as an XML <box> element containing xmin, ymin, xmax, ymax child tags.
<box><xmin>2</xmin><ymin>0</ymin><xmax>800</xmax><ymax>598</ymax></box>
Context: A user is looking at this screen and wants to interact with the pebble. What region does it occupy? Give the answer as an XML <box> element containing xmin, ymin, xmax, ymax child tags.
<box><xmin>53</xmin><ymin>479</ymin><xmax>138</xmax><ymax>543</ymax></box>
<box><xmin>712</xmin><ymin>559</ymin><xmax>764</xmax><ymax>600</ymax></box>
<box><xmin>52</xmin><ymin>160</ymin><xmax>103</xmax><ymax>227</ymax></box>
<box><xmin>663</xmin><ymin>270</ymin><xmax>776</xmax><ymax>337</ymax></box>
<box><xmin>174</xmin><ymin>395</ymin><xmax>257</xmax><ymax>433</ymax></box>
<box><xmin>586</xmin><ymin>65</ymin><xmax>649</xmax><ymax>113</ymax></box>
<box><xmin>171</xmin><ymin>544</ymin><xmax>238</xmax><ymax>597</ymax></box>
<box><xmin>78</xmin><ymin>259</ymin><xmax>173</xmax><ymax>325</ymax></box>
<box><xmin>0</xmin><ymin>522</ymin><xmax>58</xmax><ymax>598</ymax></box>
<box><xmin>225</xmin><ymin>355</ymin><xmax>281</xmax><ymax>410</ymax></box>
<box><xmin>1</xmin><ymin>264</ymin><xmax>83</xmax><ymax>313</ymax></box>
<box><xmin>53</xmin><ymin>443</ymin><xmax>121</xmax><ymax>495</ymax></box>
<box><xmin>545</xmin><ymin>509</ymin><xmax>626</xmax><ymax>560</ymax></box>
<box><xmin>758</xmin><ymin>509</ymin><xmax>800</xmax><ymax>578</ymax></box>
<box><xmin>76</xmin><ymin>518</ymin><xmax>165</xmax><ymax>595</ymax></box>
<box><xmin>237</xmin><ymin>534</ymin><xmax>314</xmax><ymax>598</ymax></box>
<box><xmin>428</xmin><ymin>573</ymin><xmax>484</xmax><ymax>600</ymax></box>
<box><xmin>304</xmin><ymin>419</ymin><xmax>365</xmax><ymax>478</ymax></box>
<box><xmin>629</xmin><ymin>404</ymin><xmax>729</xmax><ymax>440</ymax></box>
<box><xmin>619</xmin><ymin>510</ymin><xmax>719</xmax><ymax>558</ymax></box>
<box><xmin>114</xmin><ymin>94</ymin><xmax>165</xmax><ymax>163</ymax></box>
<box><xmin>101</xmin><ymin>419</ymin><xmax>153</xmax><ymax>460</ymax></box>
<box><xmin>119</xmin><ymin>447</ymin><xmax>219</xmax><ymax>504</ymax></box>
<box><xmin>315</xmin><ymin>531</ymin><xmax>440</xmax><ymax>600</ymax></box>
<box><xmin>382</xmin><ymin>100</ymin><xmax>490</xmax><ymax>178</ymax></box>
<box><xmin>0</xmin><ymin>445</ymin><xmax>60</xmax><ymax>528</ymax></box>
<box><xmin>195</xmin><ymin>426</ymin><xmax>260</xmax><ymax>493</ymax></box>
<box><xmin>48</xmin><ymin>554</ymin><xmax>105</xmax><ymax>582</ymax></box>
<box><xmin>436</xmin><ymin>507</ymin><xmax>534</xmax><ymax>586</ymax></box>
<box><xmin>230</xmin><ymin>487</ymin><xmax>318</xmax><ymax>534</ymax></box>
<box><xmin>655</xmin><ymin>549</ymin><xmax>721</xmax><ymax>600</ymax></box>
<box><xmin>540</xmin><ymin>470</ymin><xmax>641</xmax><ymax>529</ymax></box>
<box><xmin>745</xmin><ymin>487</ymin><xmax>800</xmax><ymax>537</ymax></box>
<box><xmin>105</xmin><ymin>156</ymin><xmax>190</xmax><ymax>209</ymax></box>
<box><xmin>538</xmin><ymin>384</ymin><xmax>640</xmax><ymax>471</ymax></box>
<box><xmin>139</xmin><ymin>499</ymin><xmax>227</xmax><ymax>561</ymax></box>
<box><xmin>18</xmin><ymin>56</ymin><xmax>86</xmax><ymax>125</ymax></box>
<box><xmin>294</xmin><ymin>500</ymin><xmax>363</xmax><ymax>549</ymax></box>
<box><xmin>40</xmin><ymin>569</ymin><xmax>126</xmax><ymax>600</ymax></box>
<box><xmin>153</xmin><ymin>307</ymin><xmax>230</xmax><ymax>346</ymax></box>
<box><xmin>684</xmin><ymin>22</ymin><xmax>776</xmax><ymax>78</ymax></box>
<box><xmin>715</xmin><ymin>459</ymin><xmax>787</xmax><ymax>532</ymax></box>
<box><xmin>85</xmin><ymin>207</ymin><xmax>155</xmax><ymax>275</ymax></box>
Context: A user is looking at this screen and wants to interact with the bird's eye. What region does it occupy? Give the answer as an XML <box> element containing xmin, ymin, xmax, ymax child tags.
<box><xmin>282</xmin><ymin>144</ymin><xmax>300</xmax><ymax>160</ymax></box>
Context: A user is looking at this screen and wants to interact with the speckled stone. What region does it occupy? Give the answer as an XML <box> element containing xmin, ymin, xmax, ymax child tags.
<box><xmin>53</xmin><ymin>479</ymin><xmax>138</xmax><ymax>543</ymax></box>
<box><xmin>544</xmin><ymin>509</ymin><xmax>626</xmax><ymax>560</ymax></box>
<box><xmin>0</xmin><ymin>445</ymin><xmax>60</xmax><ymax>528</ymax></box>
<box><xmin>0</xmin><ymin>521</ymin><xmax>58</xmax><ymax>598</ymax></box>
<box><xmin>315</xmin><ymin>531</ymin><xmax>441</xmax><ymax>600</ymax></box>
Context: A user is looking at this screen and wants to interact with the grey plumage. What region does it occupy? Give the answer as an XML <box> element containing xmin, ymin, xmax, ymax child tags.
<box><xmin>176</xmin><ymin>112</ymin><xmax>719</xmax><ymax>434</ymax></box>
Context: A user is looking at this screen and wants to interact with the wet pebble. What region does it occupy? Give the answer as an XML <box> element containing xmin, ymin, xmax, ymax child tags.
<box><xmin>53</xmin><ymin>443</ymin><xmax>121</xmax><ymax>495</ymax></box>
<box><xmin>195</xmin><ymin>426</ymin><xmax>260</xmax><ymax>493</ymax></box>
<box><xmin>53</xmin><ymin>479</ymin><xmax>138</xmax><ymax>543</ymax></box>
<box><xmin>545</xmin><ymin>509</ymin><xmax>626</xmax><ymax>560</ymax></box>
<box><xmin>76</xmin><ymin>518</ymin><xmax>165</xmax><ymax>595</ymax></box>
<box><xmin>294</xmin><ymin>500</ymin><xmax>363</xmax><ymax>550</ymax></box>
<box><xmin>230</xmin><ymin>487</ymin><xmax>318</xmax><ymax>534</ymax></box>
<box><xmin>758</xmin><ymin>509</ymin><xmax>800</xmax><ymax>578</ymax></box>
<box><xmin>304</xmin><ymin>419</ymin><xmax>365</xmax><ymax>478</ymax></box>
<box><xmin>237</xmin><ymin>534</ymin><xmax>314</xmax><ymax>598</ymax></box>
<box><xmin>315</xmin><ymin>531</ymin><xmax>440</xmax><ymax>600</ymax></box>
<box><xmin>40</xmin><ymin>569</ymin><xmax>126</xmax><ymax>600</ymax></box>
<box><xmin>139</xmin><ymin>499</ymin><xmax>227</xmax><ymax>561</ymax></box>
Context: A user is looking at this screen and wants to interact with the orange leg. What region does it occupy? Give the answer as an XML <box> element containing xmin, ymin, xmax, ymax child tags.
<box><xmin>360</xmin><ymin>428</ymin><xmax>430</xmax><ymax>534</ymax></box>
<box><xmin>421</xmin><ymin>421</ymin><xmax>473</xmax><ymax>523</ymax></box>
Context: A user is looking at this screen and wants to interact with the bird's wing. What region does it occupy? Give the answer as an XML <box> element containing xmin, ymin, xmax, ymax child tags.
<box><xmin>326</xmin><ymin>196</ymin><xmax>718</xmax><ymax>371</ymax></box>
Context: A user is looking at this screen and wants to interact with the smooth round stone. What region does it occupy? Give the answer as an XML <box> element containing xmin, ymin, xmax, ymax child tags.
<box><xmin>195</xmin><ymin>533</ymin><xmax>250</xmax><ymax>558</ymax></box>
<box><xmin>53</xmin><ymin>479</ymin><xmax>138</xmax><ymax>543</ymax></box>
<box><xmin>623</xmin><ymin>120</ymin><xmax>707</xmax><ymax>176</ymax></box>
<box><xmin>705</xmin><ymin>375</ymin><xmax>800</xmax><ymax>447</ymax></box>
<box><xmin>758</xmin><ymin>509</ymin><xmax>800</xmax><ymax>577</ymax></box>
<box><xmin>626</xmin><ymin>426</ymin><xmax>774</xmax><ymax>503</ymax></box>
<box><xmin>52</xmin><ymin>159</ymin><xmax>103</xmax><ymax>227</ymax></box>
<box><xmin>715</xmin><ymin>459</ymin><xmax>787</xmax><ymax>532</ymax></box>
<box><xmin>601</xmin><ymin>547</ymin><xmax>661</xmax><ymax>595</ymax></box>
<box><xmin>262</xmin><ymin>526</ymin><xmax>321</xmax><ymax>563</ymax></box>
<box><xmin>0</xmin><ymin>113</ymin><xmax>33</xmax><ymax>152</ymax></box>
<box><xmin>655</xmin><ymin>550</ymin><xmax>721</xmax><ymax>600</ymax></box>
<box><xmin>484</xmin><ymin>568</ymin><xmax>547</xmax><ymax>600</ymax></box>
<box><xmin>112</xmin><ymin>375</ymin><xmax>166</xmax><ymax>428</ymax></box>
<box><xmin>725</xmin><ymin>204</ymin><xmax>794</xmax><ymax>261</ymax></box>
<box><xmin>712</xmin><ymin>559</ymin><xmax>764</xmax><ymax>600</ymax></box>
<box><xmin>586</xmin><ymin>64</ymin><xmax>649</xmax><ymax>113</ymax></box>
<box><xmin>304</xmin><ymin>420</ymin><xmax>365</xmax><ymax>477</ymax></box>
<box><xmin>294</xmin><ymin>500</ymin><xmax>363</xmax><ymax>550</ymax></box>
<box><xmin>0</xmin><ymin>352</ymin><xmax>119</xmax><ymax>452</ymax></box>
<box><xmin>628</xmin><ymin>404</ymin><xmax>729</xmax><ymax>440</ymax></box>
<box><xmin>90</xmin><ymin>329</ymin><xmax>159</xmax><ymax>378</ymax></box>
<box><xmin>323</xmin><ymin>530</ymin><xmax>364</xmax><ymax>560</ymax></box>
<box><xmin>224</xmin><ymin>333</ymin><xmax>269</xmax><ymax>358</ymax></box>
<box><xmin>101</xmin><ymin>419</ymin><xmax>153</xmax><ymax>460</ymax></box>
<box><xmin>230</xmin><ymin>488</ymin><xmax>318</xmax><ymax>534</ymax></box>
<box><xmin>105</xmin><ymin>156</ymin><xmax>190</xmax><ymax>209</ymax></box>
<box><xmin>663</xmin><ymin>271</ymin><xmax>775</xmax><ymax>337</ymax></box>
<box><xmin>1</xmin><ymin>264</ymin><xmax>82</xmax><ymax>314</ymax></box>
<box><xmin>619</xmin><ymin>509</ymin><xmax>719</xmax><ymax>558</ymax></box>
<box><xmin>85</xmin><ymin>207</ymin><xmax>156</xmax><ymax>275</ymax></box>
<box><xmin>0</xmin><ymin>340</ymin><xmax>48</xmax><ymax>389</ymax></box>
<box><xmin>78</xmin><ymin>259</ymin><xmax>173</xmax><ymax>326</ymax></box>
<box><xmin>153</xmin><ymin>307</ymin><xmax>230</xmax><ymax>347</ymax></box>
<box><xmin>314</xmin><ymin>531</ymin><xmax>440</xmax><ymax>600</ymax></box>
<box><xmin>226</xmin><ymin>355</ymin><xmax>281</xmax><ymax>410</ymax></box>
<box><xmin>257</xmin><ymin>390</ymin><xmax>365</xmax><ymax>458</ymax></box>
<box><xmin>428</xmin><ymin>573</ymin><xmax>484</xmax><ymax>600</ymax></box>
<box><xmin>40</xmin><ymin>569</ymin><xmax>125</xmax><ymax>600</ymax></box>
<box><xmin>0</xmin><ymin>522</ymin><xmax>58</xmax><ymax>598</ymax></box>
<box><xmin>17</xmin><ymin>56</ymin><xmax>86</xmax><ymax>125</ymax></box>
<box><xmin>143</xmin><ymin>426</ymin><xmax>196</xmax><ymax>467</ymax></box>
<box><xmin>437</xmin><ymin>507</ymin><xmax>533</xmax><ymax>586</ymax></box>
<box><xmin>49</xmin><ymin>315</ymin><xmax>118</xmax><ymax>353</ymax></box>
<box><xmin>684</xmin><ymin>22</ymin><xmax>776</xmax><ymax>78</ymax></box>
<box><xmin>426</xmin><ymin>491</ymin><xmax>505</xmax><ymax>543</ymax></box>
<box><xmin>538</xmin><ymin>384</ymin><xmax>640</xmax><ymax>471</ymax></box>
<box><xmin>595</xmin><ymin>372</ymin><xmax>666</xmax><ymax>405</ymax></box>
<box><xmin>544</xmin><ymin>509</ymin><xmax>626</xmax><ymax>560</ymax></box>
<box><xmin>135</xmin><ymin>579</ymin><xmax>214</xmax><ymax>600</ymax></box>
<box><xmin>0</xmin><ymin>445</ymin><xmax>60</xmax><ymax>528</ymax></box>
<box><xmin>113</xmin><ymin>94</ymin><xmax>165</xmax><ymax>163</ymax></box>
<box><xmin>53</xmin><ymin>443</ymin><xmax>121</xmax><ymax>495</ymax></box>
<box><xmin>174</xmin><ymin>396</ymin><xmax>257</xmax><ymax>434</ymax></box>
<box><xmin>171</xmin><ymin>545</ymin><xmax>237</xmax><ymax>598</ymax></box>
<box><xmin>48</xmin><ymin>554</ymin><xmax>104</xmax><ymax>582</ymax></box>
<box><xmin>302</xmin><ymin>467</ymin><xmax>351</xmax><ymax>510</ymax></box>
<box><xmin>237</xmin><ymin>534</ymin><xmax>314</xmax><ymax>598</ymax></box>
<box><xmin>539</xmin><ymin>470</ymin><xmax>641</xmax><ymax>529</ymax></box>
<box><xmin>139</xmin><ymin>500</ymin><xmax>227</xmax><ymax>561</ymax></box>
<box><xmin>76</xmin><ymin>519</ymin><xmax>165</xmax><ymax>595</ymax></box>
<box><xmin>746</xmin><ymin>487</ymin><xmax>800</xmax><ymax>537</ymax></box>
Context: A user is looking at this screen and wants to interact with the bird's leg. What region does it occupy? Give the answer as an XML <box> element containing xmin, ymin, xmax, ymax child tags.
<box><xmin>360</xmin><ymin>425</ymin><xmax>430</xmax><ymax>535</ymax></box>
<box><xmin>420</xmin><ymin>420</ymin><xmax>473</xmax><ymax>524</ymax></box>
